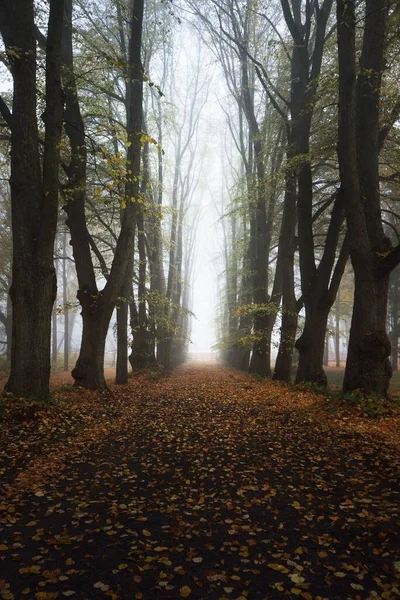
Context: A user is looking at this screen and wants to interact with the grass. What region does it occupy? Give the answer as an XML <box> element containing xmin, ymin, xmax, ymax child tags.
<box><xmin>325</xmin><ymin>365</ymin><xmax>400</xmax><ymax>396</ymax></box>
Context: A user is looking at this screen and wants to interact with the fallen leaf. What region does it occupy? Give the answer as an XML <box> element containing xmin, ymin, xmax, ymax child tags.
<box><xmin>180</xmin><ymin>586</ymin><xmax>191</xmax><ymax>597</ymax></box>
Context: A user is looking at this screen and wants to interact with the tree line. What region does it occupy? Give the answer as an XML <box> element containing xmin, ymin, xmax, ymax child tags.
<box><xmin>203</xmin><ymin>0</ymin><xmax>400</xmax><ymax>396</ymax></box>
<box><xmin>0</xmin><ymin>0</ymin><xmax>399</xmax><ymax>400</ymax></box>
<box><xmin>0</xmin><ymin>0</ymin><xmax>204</xmax><ymax>398</ymax></box>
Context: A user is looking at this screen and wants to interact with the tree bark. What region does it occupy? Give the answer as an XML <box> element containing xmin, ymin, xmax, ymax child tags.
<box><xmin>296</xmin><ymin>306</ymin><xmax>331</xmax><ymax>385</ymax></box>
<box><xmin>0</xmin><ymin>0</ymin><xmax>65</xmax><ymax>399</ymax></box>
<box><xmin>338</xmin><ymin>0</ymin><xmax>395</xmax><ymax>396</ymax></box>
<box><xmin>323</xmin><ymin>331</ymin><xmax>329</xmax><ymax>367</ymax></box>
<box><xmin>130</xmin><ymin>211</ymin><xmax>156</xmax><ymax>369</ymax></box>
<box><xmin>62</xmin><ymin>230</ymin><xmax>70</xmax><ymax>372</ymax></box>
<box><xmin>115</xmin><ymin>257</ymin><xmax>133</xmax><ymax>384</ymax></box>
<box><xmin>389</xmin><ymin>271</ymin><xmax>399</xmax><ymax>371</ymax></box>
<box><xmin>273</xmin><ymin>147</ymin><xmax>298</xmax><ymax>382</ymax></box>
<box><xmin>52</xmin><ymin>301</ymin><xmax>58</xmax><ymax>367</ymax></box>
<box><xmin>335</xmin><ymin>290</ymin><xmax>341</xmax><ymax>368</ymax></box>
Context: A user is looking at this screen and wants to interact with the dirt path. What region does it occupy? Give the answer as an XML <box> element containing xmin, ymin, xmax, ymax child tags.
<box><xmin>0</xmin><ymin>364</ymin><xmax>399</xmax><ymax>599</ymax></box>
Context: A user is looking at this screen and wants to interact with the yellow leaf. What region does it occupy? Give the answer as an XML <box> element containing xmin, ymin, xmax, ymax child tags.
<box><xmin>142</xmin><ymin>529</ymin><xmax>151</xmax><ymax>537</ymax></box>
<box><xmin>350</xmin><ymin>584</ymin><xmax>364</xmax><ymax>591</ymax></box>
<box><xmin>291</xmin><ymin>501</ymin><xmax>301</xmax><ymax>510</ymax></box>
<box><xmin>65</xmin><ymin>558</ymin><xmax>74</xmax><ymax>566</ymax></box>
<box><xmin>180</xmin><ymin>586</ymin><xmax>191</xmax><ymax>598</ymax></box>
<box><xmin>267</xmin><ymin>563</ymin><xmax>285</xmax><ymax>571</ymax></box>
<box><xmin>118</xmin><ymin>564</ymin><xmax>128</xmax><ymax>570</ymax></box>
<box><xmin>93</xmin><ymin>583</ymin><xmax>109</xmax><ymax>592</ymax></box>
<box><xmin>26</xmin><ymin>521</ymin><xmax>37</xmax><ymax>527</ymax></box>
<box><xmin>19</xmin><ymin>566</ymin><xmax>41</xmax><ymax>574</ymax></box>
<box><xmin>0</xmin><ymin>544</ymin><xmax>8</xmax><ymax>551</ymax></box>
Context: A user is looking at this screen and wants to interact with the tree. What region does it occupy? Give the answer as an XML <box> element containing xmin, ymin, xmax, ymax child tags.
<box><xmin>0</xmin><ymin>0</ymin><xmax>65</xmax><ymax>399</ymax></box>
<box><xmin>61</xmin><ymin>0</ymin><xmax>144</xmax><ymax>389</ymax></box>
<box><xmin>337</xmin><ymin>0</ymin><xmax>400</xmax><ymax>396</ymax></box>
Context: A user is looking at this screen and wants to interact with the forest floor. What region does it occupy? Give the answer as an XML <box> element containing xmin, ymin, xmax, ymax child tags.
<box><xmin>0</xmin><ymin>364</ymin><xmax>399</xmax><ymax>600</ymax></box>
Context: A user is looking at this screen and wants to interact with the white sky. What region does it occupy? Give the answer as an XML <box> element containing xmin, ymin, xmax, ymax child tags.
<box><xmin>165</xmin><ymin>27</ymin><xmax>228</xmax><ymax>354</ymax></box>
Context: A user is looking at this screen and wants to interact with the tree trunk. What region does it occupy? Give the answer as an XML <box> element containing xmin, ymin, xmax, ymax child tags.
<box><xmin>0</xmin><ymin>0</ymin><xmax>65</xmax><ymax>399</ymax></box>
<box><xmin>115</xmin><ymin>259</ymin><xmax>133</xmax><ymax>384</ymax></box>
<box><xmin>278</xmin><ymin>0</ymin><xmax>339</xmax><ymax>386</ymax></box>
<box><xmin>295</xmin><ymin>306</ymin><xmax>331</xmax><ymax>386</ymax></box>
<box><xmin>61</xmin><ymin>0</ymin><xmax>144</xmax><ymax>388</ymax></box>
<box><xmin>343</xmin><ymin>273</ymin><xmax>391</xmax><ymax>395</ymax></box>
<box><xmin>389</xmin><ymin>271</ymin><xmax>399</xmax><ymax>371</ymax></box>
<box><xmin>338</xmin><ymin>0</ymin><xmax>394</xmax><ymax>396</ymax></box>
<box><xmin>130</xmin><ymin>211</ymin><xmax>156</xmax><ymax>369</ymax></box>
<box><xmin>52</xmin><ymin>302</ymin><xmax>58</xmax><ymax>367</ymax></box>
<box><xmin>62</xmin><ymin>231</ymin><xmax>69</xmax><ymax>372</ymax></box>
<box><xmin>273</xmin><ymin>147</ymin><xmax>298</xmax><ymax>383</ymax></box>
<box><xmin>6</xmin><ymin>289</ymin><xmax>12</xmax><ymax>362</ymax></box>
<box><xmin>72</xmin><ymin>293</ymin><xmax>111</xmax><ymax>389</ymax></box>
<box><xmin>335</xmin><ymin>290</ymin><xmax>341</xmax><ymax>367</ymax></box>
<box><xmin>323</xmin><ymin>330</ymin><xmax>329</xmax><ymax>367</ymax></box>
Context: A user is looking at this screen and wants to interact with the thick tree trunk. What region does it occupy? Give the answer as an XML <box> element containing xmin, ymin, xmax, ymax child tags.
<box><xmin>0</xmin><ymin>0</ymin><xmax>65</xmax><ymax>399</ymax></box>
<box><xmin>130</xmin><ymin>327</ymin><xmax>157</xmax><ymax>370</ymax></box>
<box><xmin>337</xmin><ymin>0</ymin><xmax>394</xmax><ymax>396</ymax></box>
<box><xmin>343</xmin><ymin>272</ymin><xmax>392</xmax><ymax>395</ymax></box>
<box><xmin>273</xmin><ymin>153</ymin><xmax>298</xmax><ymax>383</ymax></box>
<box><xmin>249</xmin><ymin>317</ymin><xmax>270</xmax><ymax>375</ymax></box>
<box><xmin>273</xmin><ymin>312</ymin><xmax>297</xmax><ymax>382</ymax></box>
<box><xmin>295</xmin><ymin>307</ymin><xmax>331</xmax><ymax>386</ymax></box>
<box><xmin>72</xmin><ymin>293</ymin><xmax>111</xmax><ymax>389</ymax></box>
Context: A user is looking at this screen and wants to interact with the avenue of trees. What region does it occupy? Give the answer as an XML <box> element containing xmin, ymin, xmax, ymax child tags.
<box><xmin>0</xmin><ymin>0</ymin><xmax>399</xmax><ymax>399</ymax></box>
<box><xmin>0</xmin><ymin>0</ymin><xmax>202</xmax><ymax>397</ymax></box>
<box><xmin>208</xmin><ymin>0</ymin><xmax>400</xmax><ymax>396</ymax></box>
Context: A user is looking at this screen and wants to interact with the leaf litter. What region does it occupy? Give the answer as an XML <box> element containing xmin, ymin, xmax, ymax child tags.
<box><xmin>0</xmin><ymin>364</ymin><xmax>399</xmax><ymax>599</ymax></box>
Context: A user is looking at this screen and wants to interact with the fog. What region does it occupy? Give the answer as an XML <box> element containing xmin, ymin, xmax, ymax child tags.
<box><xmin>1</xmin><ymin>0</ymin><xmax>399</xmax><ymax>390</ymax></box>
